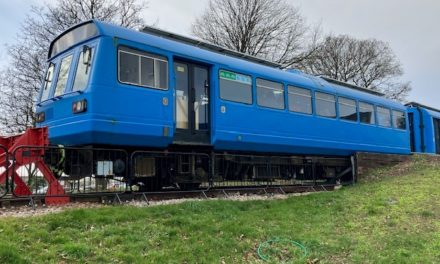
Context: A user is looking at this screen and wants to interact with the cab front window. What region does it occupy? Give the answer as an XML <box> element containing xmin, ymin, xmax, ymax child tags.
<box><xmin>41</xmin><ymin>63</ymin><xmax>55</xmax><ymax>101</ymax></box>
<box><xmin>73</xmin><ymin>46</ymin><xmax>94</xmax><ymax>92</ymax></box>
<box><xmin>54</xmin><ymin>55</ymin><xmax>73</xmax><ymax>97</ymax></box>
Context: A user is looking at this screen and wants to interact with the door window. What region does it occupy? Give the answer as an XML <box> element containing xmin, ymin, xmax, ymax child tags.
<box><xmin>175</xmin><ymin>63</ymin><xmax>189</xmax><ymax>129</ymax></box>
<box><xmin>194</xmin><ymin>66</ymin><xmax>209</xmax><ymax>130</ymax></box>
<box><xmin>174</xmin><ymin>61</ymin><xmax>210</xmax><ymax>142</ymax></box>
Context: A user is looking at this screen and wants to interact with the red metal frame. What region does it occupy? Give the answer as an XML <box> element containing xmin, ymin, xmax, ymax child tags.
<box><xmin>0</xmin><ymin>128</ymin><xmax>69</xmax><ymax>205</ymax></box>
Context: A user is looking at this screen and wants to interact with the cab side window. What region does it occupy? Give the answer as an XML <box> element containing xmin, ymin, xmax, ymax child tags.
<box><xmin>118</xmin><ymin>46</ymin><xmax>168</xmax><ymax>90</ymax></box>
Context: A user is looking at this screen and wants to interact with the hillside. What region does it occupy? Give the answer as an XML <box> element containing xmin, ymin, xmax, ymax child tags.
<box><xmin>0</xmin><ymin>157</ymin><xmax>439</xmax><ymax>263</ymax></box>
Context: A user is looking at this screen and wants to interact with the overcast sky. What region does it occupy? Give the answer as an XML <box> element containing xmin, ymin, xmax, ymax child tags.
<box><xmin>1</xmin><ymin>0</ymin><xmax>439</xmax><ymax>107</ymax></box>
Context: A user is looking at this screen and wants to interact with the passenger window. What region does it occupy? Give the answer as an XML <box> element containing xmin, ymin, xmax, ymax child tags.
<box><xmin>338</xmin><ymin>97</ymin><xmax>357</xmax><ymax>122</ymax></box>
<box><xmin>359</xmin><ymin>102</ymin><xmax>375</xmax><ymax>125</ymax></box>
<box><xmin>73</xmin><ymin>47</ymin><xmax>94</xmax><ymax>92</ymax></box>
<box><xmin>41</xmin><ymin>63</ymin><xmax>55</xmax><ymax>101</ymax></box>
<box><xmin>118</xmin><ymin>47</ymin><xmax>168</xmax><ymax>90</ymax></box>
<box><xmin>156</xmin><ymin>60</ymin><xmax>168</xmax><ymax>89</ymax></box>
<box><xmin>315</xmin><ymin>92</ymin><xmax>336</xmax><ymax>118</ymax></box>
<box><xmin>377</xmin><ymin>106</ymin><xmax>391</xmax><ymax>127</ymax></box>
<box><xmin>119</xmin><ymin>50</ymin><xmax>139</xmax><ymax>84</ymax></box>
<box><xmin>219</xmin><ymin>70</ymin><xmax>252</xmax><ymax>104</ymax></box>
<box><xmin>256</xmin><ymin>78</ymin><xmax>284</xmax><ymax>109</ymax></box>
<box><xmin>392</xmin><ymin>110</ymin><xmax>406</xmax><ymax>130</ymax></box>
<box><xmin>54</xmin><ymin>55</ymin><xmax>73</xmax><ymax>97</ymax></box>
<box><xmin>288</xmin><ymin>86</ymin><xmax>312</xmax><ymax>114</ymax></box>
<box><xmin>141</xmin><ymin>57</ymin><xmax>154</xmax><ymax>87</ymax></box>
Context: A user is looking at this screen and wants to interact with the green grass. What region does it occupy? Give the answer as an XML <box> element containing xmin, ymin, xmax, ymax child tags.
<box><xmin>0</xmin><ymin>158</ymin><xmax>439</xmax><ymax>263</ymax></box>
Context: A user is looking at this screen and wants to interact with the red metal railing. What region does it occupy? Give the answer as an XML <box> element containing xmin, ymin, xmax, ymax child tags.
<box><xmin>0</xmin><ymin>128</ymin><xmax>69</xmax><ymax>205</ymax></box>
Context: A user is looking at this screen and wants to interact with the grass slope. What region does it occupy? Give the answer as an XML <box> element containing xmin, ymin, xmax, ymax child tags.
<box><xmin>0</xmin><ymin>158</ymin><xmax>439</xmax><ymax>263</ymax></box>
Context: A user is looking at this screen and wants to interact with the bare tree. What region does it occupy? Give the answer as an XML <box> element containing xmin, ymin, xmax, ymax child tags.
<box><xmin>0</xmin><ymin>0</ymin><xmax>147</xmax><ymax>134</ymax></box>
<box><xmin>192</xmin><ymin>0</ymin><xmax>320</xmax><ymax>68</ymax></box>
<box><xmin>299</xmin><ymin>35</ymin><xmax>411</xmax><ymax>101</ymax></box>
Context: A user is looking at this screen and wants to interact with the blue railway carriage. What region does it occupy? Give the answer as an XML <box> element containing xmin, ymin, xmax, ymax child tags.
<box><xmin>406</xmin><ymin>102</ymin><xmax>440</xmax><ymax>154</ymax></box>
<box><xmin>34</xmin><ymin>20</ymin><xmax>411</xmax><ymax>189</ymax></box>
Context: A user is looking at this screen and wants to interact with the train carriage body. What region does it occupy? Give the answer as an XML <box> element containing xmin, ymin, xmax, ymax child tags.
<box><xmin>406</xmin><ymin>102</ymin><xmax>440</xmax><ymax>154</ymax></box>
<box><xmin>35</xmin><ymin>20</ymin><xmax>410</xmax><ymax>156</ymax></box>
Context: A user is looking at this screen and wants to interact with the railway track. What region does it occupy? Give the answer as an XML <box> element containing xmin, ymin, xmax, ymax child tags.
<box><xmin>0</xmin><ymin>184</ymin><xmax>336</xmax><ymax>210</ymax></box>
